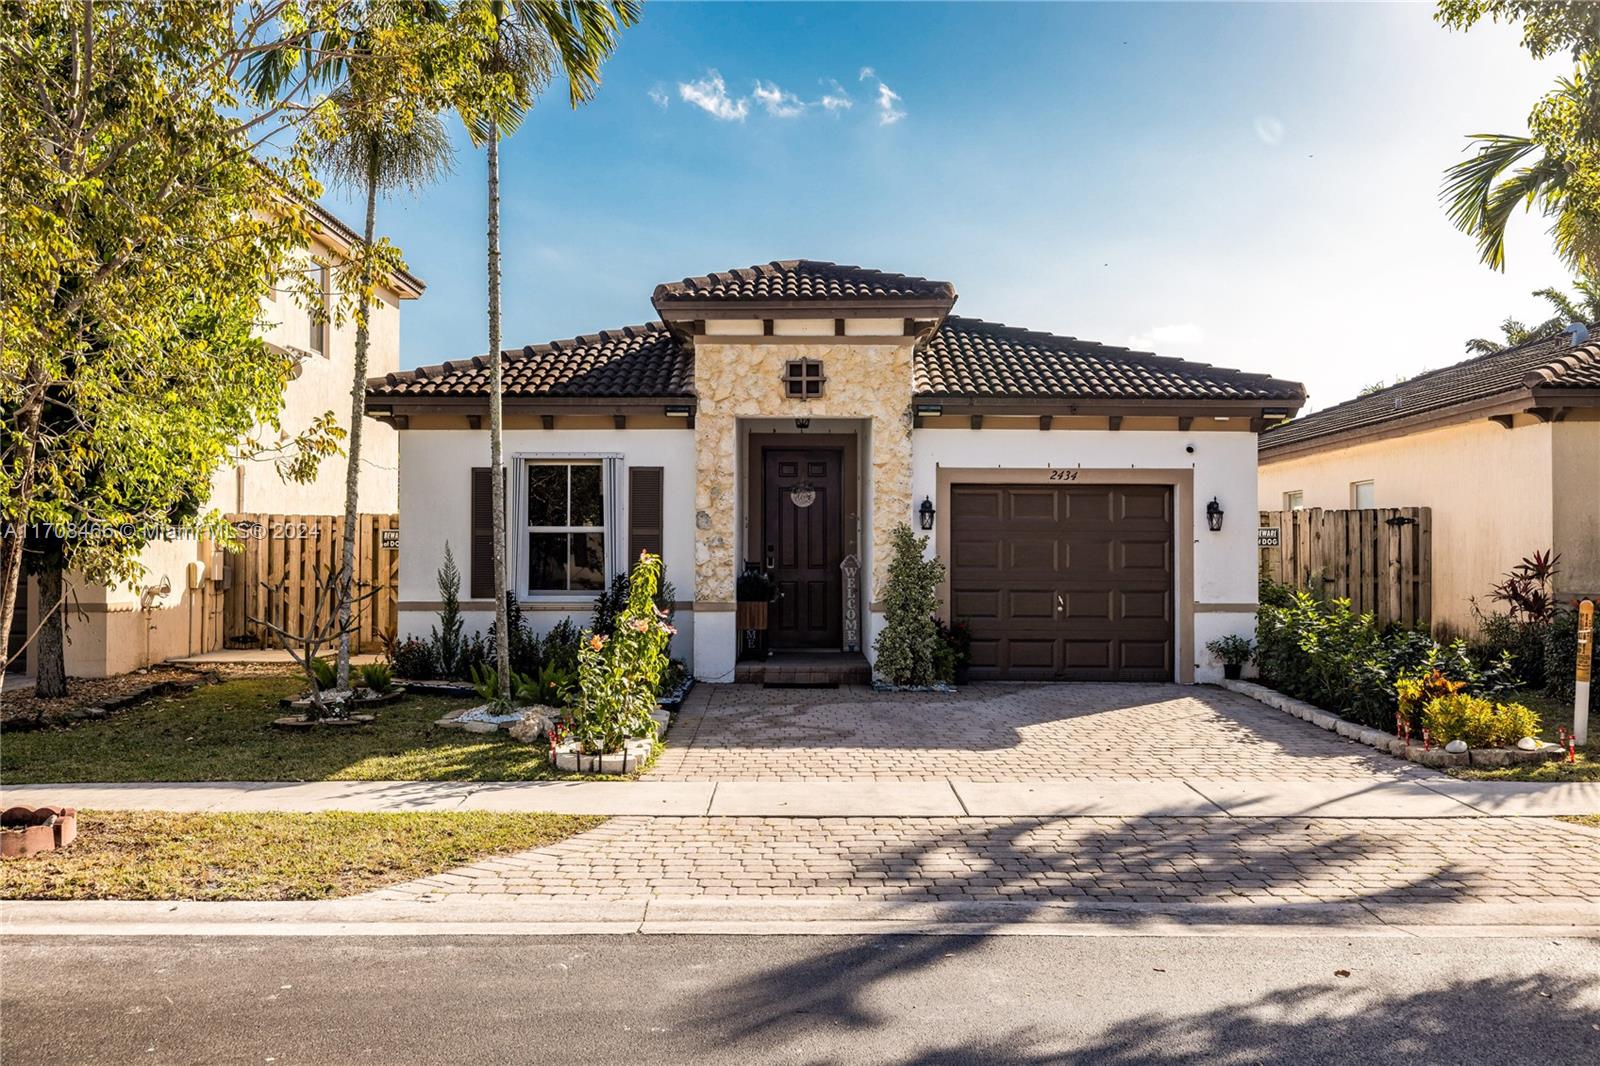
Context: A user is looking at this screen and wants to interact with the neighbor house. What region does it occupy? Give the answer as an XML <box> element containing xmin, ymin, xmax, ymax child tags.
<box><xmin>8</xmin><ymin>202</ymin><xmax>424</xmax><ymax>678</ymax></box>
<box><xmin>1258</xmin><ymin>332</ymin><xmax>1600</xmax><ymax>635</ymax></box>
<box><xmin>368</xmin><ymin>260</ymin><xmax>1305</xmax><ymax>684</ymax></box>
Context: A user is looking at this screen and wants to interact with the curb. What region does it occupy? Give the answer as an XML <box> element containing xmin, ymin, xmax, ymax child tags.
<box><xmin>4</xmin><ymin>896</ymin><xmax>1596</xmax><ymax>939</ymax></box>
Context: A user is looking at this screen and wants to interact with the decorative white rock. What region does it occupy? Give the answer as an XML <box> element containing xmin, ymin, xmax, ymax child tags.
<box><xmin>1516</xmin><ymin>736</ymin><xmax>1539</xmax><ymax>751</ymax></box>
<box><xmin>1444</xmin><ymin>739</ymin><xmax>1469</xmax><ymax>754</ymax></box>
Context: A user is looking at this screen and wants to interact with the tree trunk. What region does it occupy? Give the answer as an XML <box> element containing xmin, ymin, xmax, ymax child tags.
<box><xmin>487</xmin><ymin>130</ymin><xmax>511</xmax><ymax>702</ymax></box>
<box><xmin>0</xmin><ymin>374</ymin><xmax>45</xmax><ymax>674</ymax></box>
<box><xmin>336</xmin><ymin>157</ymin><xmax>379</xmax><ymax>690</ymax></box>
<box><xmin>35</xmin><ymin>564</ymin><xmax>66</xmax><ymax>700</ymax></box>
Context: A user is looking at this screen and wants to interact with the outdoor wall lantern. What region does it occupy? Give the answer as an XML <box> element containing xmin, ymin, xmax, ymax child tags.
<box><xmin>1205</xmin><ymin>497</ymin><xmax>1225</xmax><ymax>532</ymax></box>
<box><xmin>919</xmin><ymin>496</ymin><xmax>936</xmax><ymax>531</ymax></box>
<box><xmin>794</xmin><ymin>417</ymin><xmax>811</xmax><ymax>431</ymax></box>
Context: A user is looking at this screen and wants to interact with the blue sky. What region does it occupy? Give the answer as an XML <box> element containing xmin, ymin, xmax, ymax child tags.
<box><xmin>321</xmin><ymin>1</ymin><xmax>1572</xmax><ymax>412</ymax></box>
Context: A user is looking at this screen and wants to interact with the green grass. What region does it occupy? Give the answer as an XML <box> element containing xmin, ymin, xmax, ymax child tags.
<box><xmin>1446</xmin><ymin>692</ymin><xmax>1600</xmax><ymax>782</ymax></box>
<box><xmin>0</xmin><ymin>676</ymin><xmax>654</xmax><ymax>783</ymax></box>
<box><xmin>0</xmin><ymin>809</ymin><xmax>603</xmax><ymax>900</ymax></box>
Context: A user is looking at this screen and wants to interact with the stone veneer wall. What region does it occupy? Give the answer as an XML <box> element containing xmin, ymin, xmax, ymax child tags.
<box><xmin>692</xmin><ymin>340</ymin><xmax>915</xmax><ymax>606</ymax></box>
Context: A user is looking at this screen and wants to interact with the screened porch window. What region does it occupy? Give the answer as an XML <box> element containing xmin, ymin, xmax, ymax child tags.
<box><xmin>525</xmin><ymin>460</ymin><xmax>606</xmax><ymax>592</ymax></box>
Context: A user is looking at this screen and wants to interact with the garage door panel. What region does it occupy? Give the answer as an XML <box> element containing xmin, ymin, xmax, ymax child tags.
<box><xmin>1120</xmin><ymin>589</ymin><xmax>1172</xmax><ymax>621</ymax></box>
<box><xmin>1006</xmin><ymin>538</ymin><xmax>1059</xmax><ymax>572</ymax></box>
<box><xmin>1006</xmin><ymin>589</ymin><xmax>1056</xmax><ymax>621</ymax></box>
<box><xmin>952</xmin><ymin>483</ymin><xmax>1173</xmax><ymax>682</ymax></box>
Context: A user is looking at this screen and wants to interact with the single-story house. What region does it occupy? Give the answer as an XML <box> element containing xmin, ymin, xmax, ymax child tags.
<box><xmin>368</xmin><ymin>260</ymin><xmax>1305</xmax><ymax>683</ymax></box>
<box><xmin>1258</xmin><ymin>331</ymin><xmax>1600</xmax><ymax>634</ymax></box>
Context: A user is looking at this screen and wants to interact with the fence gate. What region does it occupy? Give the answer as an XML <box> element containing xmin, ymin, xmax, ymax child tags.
<box><xmin>222</xmin><ymin>513</ymin><xmax>399</xmax><ymax>652</ymax></box>
<box><xmin>1258</xmin><ymin>507</ymin><xmax>1432</xmax><ymax>629</ymax></box>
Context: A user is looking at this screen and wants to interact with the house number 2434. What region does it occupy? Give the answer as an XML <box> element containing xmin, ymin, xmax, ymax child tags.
<box><xmin>1047</xmin><ymin>470</ymin><xmax>1080</xmax><ymax>481</ymax></box>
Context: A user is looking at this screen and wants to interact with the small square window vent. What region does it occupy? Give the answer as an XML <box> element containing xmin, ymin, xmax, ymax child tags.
<box><xmin>783</xmin><ymin>359</ymin><xmax>826</xmax><ymax>400</ymax></box>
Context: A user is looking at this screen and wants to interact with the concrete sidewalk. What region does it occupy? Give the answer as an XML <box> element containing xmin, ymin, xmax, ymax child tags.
<box><xmin>3</xmin><ymin>777</ymin><xmax>1597</xmax><ymax>817</ymax></box>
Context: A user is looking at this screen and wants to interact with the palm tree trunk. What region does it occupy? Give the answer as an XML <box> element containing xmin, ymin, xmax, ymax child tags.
<box><xmin>35</xmin><ymin>564</ymin><xmax>66</xmax><ymax>700</ymax></box>
<box><xmin>488</xmin><ymin>131</ymin><xmax>511</xmax><ymax>701</ymax></box>
<box><xmin>335</xmin><ymin>155</ymin><xmax>380</xmax><ymax>691</ymax></box>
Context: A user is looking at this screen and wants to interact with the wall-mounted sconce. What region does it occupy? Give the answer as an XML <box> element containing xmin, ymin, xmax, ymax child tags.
<box><xmin>794</xmin><ymin>417</ymin><xmax>811</xmax><ymax>431</ymax></box>
<box><xmin>918</xmin><ymin>496</ymin><xmax>936</xmax><ymax>531</ymax></box>
<box><xmin>1205</xmin><ymin>497</ymin><xmax>1225</xmax><ymax>532</ymax></box>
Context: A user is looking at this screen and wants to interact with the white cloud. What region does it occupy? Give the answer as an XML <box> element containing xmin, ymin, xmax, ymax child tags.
<box><xmin>1254</xmin><ymin>115</ymin><xmax>1285</xmax><ymax>146</ymax></box>
<box><xmin>820</xmin><ymin>80</ymin><xmax>853</xmax><ymax>113</ymax></box>
<box><xmin>1129</xmin><ymin>323</ymin><xmax>1206</xmax><ymax>350</ymax></box>
<box><xmin>647</xmin><ymin>85</ymin><xmax>670</xmax><ymax>110</ymax></box>
<box><xmin>858</xmin><ymin>66</ymin><xmax>875</xmax><ymax>81</ymax></box>
<box><xmin>678</xmin><ymin>70</ymin><xmax>748</xmax><ymax>121</ymax></box>
<box><xmin>875</xmin><ymin>81</ymin><xmax>905</xmax><ymax>125</ymax></box>
<box><xmin>753</xmin><ymin>80</ymin><xmax>806</xmax><ymax>118</ymax></box>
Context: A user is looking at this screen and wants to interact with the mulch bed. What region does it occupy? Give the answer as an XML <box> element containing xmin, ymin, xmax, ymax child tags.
<box><xmin>1</xmin><ymin>667</ymin><xmax>216</xmax><ymax>728</ymax></box>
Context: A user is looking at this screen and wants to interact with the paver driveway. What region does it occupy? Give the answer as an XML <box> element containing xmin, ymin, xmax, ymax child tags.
<box><xmin>648</xmin><ymin>682</ymin><xmax>1434</xmax><ymax>782</ymax></box>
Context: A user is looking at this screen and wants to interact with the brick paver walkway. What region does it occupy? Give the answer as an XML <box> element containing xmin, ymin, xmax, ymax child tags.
<box><xmin>648</xmin><ymin>683</ymin><xmax>1433</xmax><ymax>782</ymax></box>
<box><xmin>372</xmin><ymin>815</ymin><xmax>1600</xmax><ymax>906</ymax></box>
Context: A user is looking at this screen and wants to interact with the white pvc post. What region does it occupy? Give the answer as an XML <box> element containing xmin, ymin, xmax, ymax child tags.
<box><xmin>1575</xmin><ymin>600</ymin><xmax>1593</xmax><ymax>748</ymax></box>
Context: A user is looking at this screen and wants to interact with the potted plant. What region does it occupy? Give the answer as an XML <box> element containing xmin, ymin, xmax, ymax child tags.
<box><xmin>1206</xmin><ymin>634</ymin><xmax>1253</xmax><ymax>680</ymax></box>
<box><xmin>736</xmin><ymin>565</ymin><xmax>777</xmax><ymax>662</ymax></box>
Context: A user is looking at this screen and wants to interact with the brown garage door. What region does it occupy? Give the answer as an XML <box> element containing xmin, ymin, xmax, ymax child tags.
<box><xmin>950</xmin><ymin>483</ymin><xmax>1174</xmax><ymax>681</ymax></box>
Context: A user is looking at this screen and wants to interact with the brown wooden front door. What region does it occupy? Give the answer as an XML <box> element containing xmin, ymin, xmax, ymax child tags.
<box><xmin>950</xmin><ymin>483</ymin><xmax>1174</xmax><ymax>681</ymax></box>
<box><xmin>763</xmin><ymin>448</ymin><xmax>844</xmax><ymax>649</ymax></box>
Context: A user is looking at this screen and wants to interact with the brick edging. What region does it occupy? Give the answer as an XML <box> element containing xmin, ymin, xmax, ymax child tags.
<box><xmin>1219</xmin><ymin>679</ymin><xmax>1410</xmax><ymax>759</ymax></box>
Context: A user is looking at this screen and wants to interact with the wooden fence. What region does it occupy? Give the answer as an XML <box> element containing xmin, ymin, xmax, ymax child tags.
<box><xmin>1258</xmin><ymin>507</ymin><xmax>1433</xmax><ymax>629</ymax></box>
<box><xmin>223</xmin><ymin>513</ymin><xmax>399</xmax><ymax>652</ymax></box>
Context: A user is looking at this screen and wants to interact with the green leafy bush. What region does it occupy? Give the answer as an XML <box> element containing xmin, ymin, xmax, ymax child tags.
<box><xmin>357</xmin><ymin>663</ymin><xmax>393</xmax><ymax>694</ymax></box>
<box><xmin>486</xmin><ymin>592</ymin><xmax>540</xmax><ymax>677</ymax></box>
<box><xmin>1422</xmin><ymin>693</ymin><xmax>1540</xmax><ymax>748</ymax></box>
<box><xmin>388</xmin><ymin>637</ymin><xmax>436</xmax><ymax>680</ymax></box>
<box><xmin>873</xmin><ymin>524</ymin><xmax>946</xmax><ymax>687</ymax></box>
<box><xmin>1255</xmin><ymin>591</ymin><xmax>1516</xmax><ymax>729</ymax></box>
<box><xmin>310</xmin><ymin>656</ymin><xmax>337</xmax><ymax>690</ymax></box>
<box><xmin>1205</xmin><ymin>634</ymin><xmax>1253</xmax><ymax>666</ymax></box>
<box><xmin>568</xmin><ymin>552</ymin><xmax>673</xmax><ymax>755</ymax></box>
<box><xmin>1544</xmin><ymin>606</ymin><xmax>1597</xmax><ymax>702</ymax></box>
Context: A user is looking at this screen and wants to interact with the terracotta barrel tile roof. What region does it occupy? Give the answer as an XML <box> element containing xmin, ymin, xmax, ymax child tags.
<box><xmin>1260</xmin><ymin>332</ymin><xmax>1598</xmax><ymax>453</ymax></box>
<box><xmin>369</xmin><ymin>323</ymin><xmax>692</xmax><ymax>399</ymax></box>
<box><xmin>653</xmin><ymin>260</ymin><xmax>956</xmax><ymax>304</ymax></box>
<box><xmin>914</xmin><ymin>317</ymin><xmax>1305</xmax><ymax>402</ymax></box>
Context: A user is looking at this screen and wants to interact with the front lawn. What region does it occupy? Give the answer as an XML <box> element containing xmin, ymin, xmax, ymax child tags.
<box><xmin>0</xmin><ymin>675</ymin><xmax>631</xmax><ymax>783</ymax></box>
<box><xmin>0</xmin><ymin>809</ymin><xmax>602</xmax><ymax>900</ymax></box>
<box><xmin>1445</xmin><ymin>692</ymin><xmax>1600</xmax><ymax>783</ymax></box>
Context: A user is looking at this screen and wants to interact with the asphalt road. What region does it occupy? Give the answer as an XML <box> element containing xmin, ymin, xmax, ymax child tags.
<box><xmin>3</xmin><ymin>934</ymin><xmax>1597</xmax><ymax>1065</ymax></box>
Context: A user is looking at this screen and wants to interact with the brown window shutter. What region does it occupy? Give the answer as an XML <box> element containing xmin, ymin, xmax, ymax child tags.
<box><xmin>628</xmin><ymin>466</ymin><xmax>665</xmax><ymax>567</ymax></box>
<box><xmin>470</xmin><ymin>466</ymin><xmax>498</xmax><ymax>599</ymax></box>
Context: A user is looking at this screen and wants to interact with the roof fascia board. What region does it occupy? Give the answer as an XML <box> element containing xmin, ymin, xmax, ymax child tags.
<box><xmin>1258</xmin><ymin>388</ymin><xmax>1547</xmax><ymax>461</ymax></box>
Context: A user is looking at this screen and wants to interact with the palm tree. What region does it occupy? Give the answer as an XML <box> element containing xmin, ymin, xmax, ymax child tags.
<box><xmin>1442</xmin><ymin>72</ymin><xmax>1600</xmax><ymax>277</ymax></box>
<box><xmin>318</xmin><ymin>84</ymin><xmax>453</xmax><ymax>689</ymax></box>
<box><xmin>457</xmin><ymin>0</ymin><xmax>639</xmax><ymax>703</ymax></box>
<box><xmin>1463</xmin><ymin>279</ymin><xmax>1600</xmax><ymax>354</ymax></box>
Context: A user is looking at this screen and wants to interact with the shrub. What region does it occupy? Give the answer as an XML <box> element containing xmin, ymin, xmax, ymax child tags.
<box><xmin>534</xmin><ymin>659</ymin><xmax>578</xmax><ymax>708</ymax></box>
<box><xmin>486</xmin><ymin>592</ymin><xmax>540</xmax><ymax>676</ymax></box>
<box><xmin>873</xmin><ymin>524</ymin><xmax>946</xmax><ymax>687</ymax></box>
<box><xmin>1422</xmin><ymin>693</ymin><xmax>1540</xmax><ymax>749</ymax></box>
<box><xmin>1468</xmin><ymin>604</ymin><xmax>1548</xmax><ymax>690</ymax></box>
<box><xmin>310</xmin><ymin>656</ymin><xmax>337</xmax><ymax>690</ymax></box>
<box><xmin>1488</xmin><ymin>549</ymin><xmax>1561</xmax><ymax>622</ymax></box>
<box><xmin>388</xmin><ymin>637</ymin><xmax>437</xmax><ymax>681</ymax></box>
<box><xmin>568</xmin><ymin>552</ymin><xmax>674</xmax><ymax>755</ymax></box>
<box><xmin>1205</xmin><ymin>634</ymin><xmax>1253</xmax><ymax>666</ymax></box>
<box><xmin>540</xmin><ymin>618</ymin><xmax>582</xmax><ymax>676</ymax></box>
<box><xmin>430</xmin><ymin>544</ymin><xmax>466</xmax><ymax>677</ymax></box>
<box><xmin>357</xmin><ymin>662</ymin><xmax>393</xmax><ymax>694</ymax></box>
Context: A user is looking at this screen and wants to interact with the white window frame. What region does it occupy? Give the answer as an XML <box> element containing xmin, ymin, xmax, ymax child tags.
<box><xmin>1350</xmin><ymin>480</ymin><xmax>1375</xmax><ymax>509</ymax></box>
<box><xmin>309</xmin><ymin>263</ymin><xmax>330</xmax><ymax>355</ymax></box>
<box><xmin>1283</xmin><ymin>490</ymin><xmax>1304</xmax><ymax>511</ymax></box>
<box><xmin>513</xmin><ymin>453</ymin><xmax>621</xmax><ymax>601</ymax></box>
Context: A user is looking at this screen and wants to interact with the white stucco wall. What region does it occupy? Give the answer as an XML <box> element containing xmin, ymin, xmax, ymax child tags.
<box><xmin>1257</xmin><ymin>416</ymin><xmax>1564</xmax><ymax>634</ymax></box>
<box><xmin>911</xmin><ymin>426</ymin><xmax>1261</xmax><ymax>682</ymax></box>
<box><xmin>395</xmin><ymin>427</ymin><xmax>699</xmax><ymax>666</ymax></box>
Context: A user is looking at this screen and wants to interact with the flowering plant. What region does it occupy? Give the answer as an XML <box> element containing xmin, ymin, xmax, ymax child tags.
<box><xmin>567</xmin><ymin>551</ymin><xmax>673</xmax><ymax>755</ymax></box>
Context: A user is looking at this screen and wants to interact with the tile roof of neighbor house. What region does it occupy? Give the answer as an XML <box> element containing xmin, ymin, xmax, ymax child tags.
<box><xmin>915</xmin><ymin>317</ymin><xmax>1305</xmax><ymax>402</ymax></box>
<box><xmin>370</xmin><ymin>261</ymin><xmax>1305</xmax><ymax>407</ymax></box>
<box><xmin>1259</xmin><ymin>332</ymin><xmax>1600</xmax><ymax>454</ymax></box>
<box><xmin>371</xmin><ymin>322</ymin><xmax>693</xmax><ymax>398</ymax></box>
<box><xmin>652</xmin><ymin>260</ymin><xmax>956</xmax><ymax>304</ymax></box>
